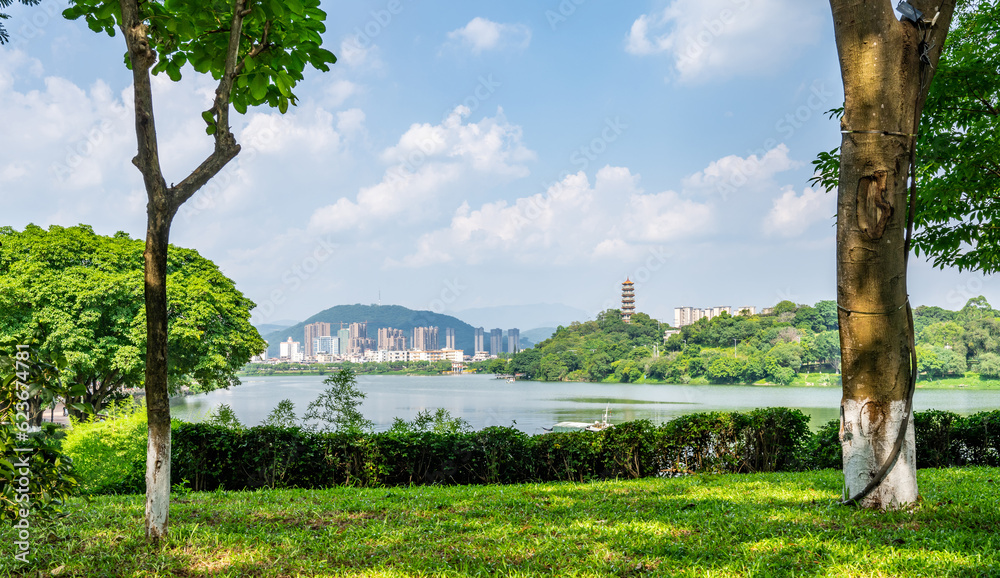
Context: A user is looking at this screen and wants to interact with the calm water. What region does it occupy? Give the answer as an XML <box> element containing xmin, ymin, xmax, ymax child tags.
<box><xmin>169</xmin><ymin>374</ymin><xmax>1000</xmax><ymax>434</ymax></box>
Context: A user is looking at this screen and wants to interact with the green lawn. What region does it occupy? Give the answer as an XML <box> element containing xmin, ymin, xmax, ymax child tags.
<box><xmin>3</xmin><ymin>468</ymin><xmax>999</xmax><ymax>577</ymax></box>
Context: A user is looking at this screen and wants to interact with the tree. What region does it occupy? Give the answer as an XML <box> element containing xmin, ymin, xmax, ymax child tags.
<box><xmin>63</xmin><ymin>0</ymin><xmax>335</xmax><ymax>540</ymax></box>
<box><xmin>828</xmin><ymin>0</ymin><xmax>955</xmax><ymax>508</ymax></box>
<box><xmin>0</xmin><ymin>225</ymin><xmax>264</xmax><ymax>418</ymax></box>
<box><xmin>303</xmin><ymin>369</ymin><xmax>373</xmax><ymax>434</ymax></box>
<box><xmin>0</xmin><ymin>0</ymin><xmax>38</xmax><ymax>44</ymax></box>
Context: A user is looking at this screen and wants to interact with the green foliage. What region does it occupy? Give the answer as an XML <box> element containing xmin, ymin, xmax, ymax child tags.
<box><xmin>263</xmin><ymin>399</ymin><xmax>298</xmax><ymax>427</ymax></box>
<box><xmin>63</xmin><ymin>407</ymin><xmax>1000</xmax><ymax>495</ymax></box>
<box><xmin>302</xmin><ymin>369</ymin><xmax>373</xmax><ymax>434</ymax></box>
<box><xmin>0</xmin><ymin>421</ymin><xmax>79</xmax><ymax>522</ymax></box>
<box><xmin>63</xmin><ymin>0</ymin><xmax>335</xmax><ymax>119</ymax></box>
<box><xmin>977</xmin><ymin>352</ymin><xmax>1000</xmax><ymax>379</ymax></box>
<box><xmin>0</xmin><ymin>225</ymin><xmax>265</xmax><ymax>413</ymax></box>
<box><xmin>389</xmin><ymin>408</ymin><xmax>471</xmax><ymax>434</ymax></box>
<box><xmin>802</xmin><ymin>419</ymin><xmax>843</xmax><ymax>470</ymax></box>
<box><xmin>206</xmin><ymin>403</ymin><xmax>244</xmax><ymax>431</ymax></box>
<box><xmin>61</xmin><ymin>398</ymin><xmax>147</xmax><ymax>495</ymax></box>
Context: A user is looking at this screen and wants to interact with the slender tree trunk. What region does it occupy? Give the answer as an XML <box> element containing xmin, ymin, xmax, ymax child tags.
<box><xmin>117</xmin><ymin>0</ymin><xmax>244</xmax><ymax>541</ymax></box>
<box><xmin>144</xmin><ymin>210</ymin><xmax>174</xmax><ymax>541</ymax></box>
<box><xmin>830</xmin><ymin>0</ymin><xmax>953</xmax><ymax>508</ymax></box>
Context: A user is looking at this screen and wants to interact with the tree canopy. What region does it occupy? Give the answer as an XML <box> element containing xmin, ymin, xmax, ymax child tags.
<box><xmin>0</xmin><ymin>224</ymin><xmax>265</xmax><ymax>414</ymax></box>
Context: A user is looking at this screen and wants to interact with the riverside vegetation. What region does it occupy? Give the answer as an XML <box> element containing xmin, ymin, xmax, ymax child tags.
<box><xmin>490</xmin><ymin>297</ymin><xmax>1000</xmax><ymax>388</ymax></box>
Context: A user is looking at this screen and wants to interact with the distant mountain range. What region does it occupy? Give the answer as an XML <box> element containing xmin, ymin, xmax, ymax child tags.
<box><xmin>260</xmin><ymin>304</ymin><xmax>479</xmax><ymax>357</ymax></box>
<box><xmin>452</xmin><ymin>303</ymin><xmax>592</xmax><ymax>330</ymax></box>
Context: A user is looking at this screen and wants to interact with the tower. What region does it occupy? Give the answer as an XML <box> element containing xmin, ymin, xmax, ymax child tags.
<box><xmin>621</xmin><ymin>278</ymin><xmax>635</xmax><ymax>324</ymax></box>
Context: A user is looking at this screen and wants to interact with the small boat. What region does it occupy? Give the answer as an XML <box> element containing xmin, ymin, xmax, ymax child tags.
<box><xmin>550</xmin><ymin>405</ymin><xmax>612</xmax><ymax>433</ymax></box>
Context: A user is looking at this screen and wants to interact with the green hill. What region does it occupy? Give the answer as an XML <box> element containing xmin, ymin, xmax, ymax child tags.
<box><xmin>262</xmin><ymin>304</ymin><xmax>477</xmax><ymax>357</ymax></box>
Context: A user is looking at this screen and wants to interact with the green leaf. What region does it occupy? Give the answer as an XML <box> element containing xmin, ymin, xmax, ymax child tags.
<box><xmin>249</xmin><ymin>73</ymin><xmax>269</xmax><ymax>101</ymax></box>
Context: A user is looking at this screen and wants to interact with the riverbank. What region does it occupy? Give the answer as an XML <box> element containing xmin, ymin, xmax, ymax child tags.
<box><xmin>4</xmin><ymin>467</ymin><xmax>997</xmax><ymax>577</ymax></box>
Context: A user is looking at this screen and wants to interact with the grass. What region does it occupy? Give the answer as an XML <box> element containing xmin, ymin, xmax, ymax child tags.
<box><xmin>3</xmin><ymin>468</ymin><xmax>999</xmax><ymax>577</ymax></box>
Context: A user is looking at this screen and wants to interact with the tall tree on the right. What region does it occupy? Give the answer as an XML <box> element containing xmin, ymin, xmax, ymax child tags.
<box><xmin>829</xmin><ymin>0</ymin><xmax>956</xmax><ymax>509</ymax></box>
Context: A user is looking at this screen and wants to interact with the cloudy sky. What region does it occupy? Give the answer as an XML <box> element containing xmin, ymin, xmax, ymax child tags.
<box><xmin>1</xmin><ymin>0</ymin><xmax>992</xmax><ymax>329</ymax></box>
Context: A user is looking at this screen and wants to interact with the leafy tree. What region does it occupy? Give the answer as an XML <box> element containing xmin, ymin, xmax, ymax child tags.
<box><xmin>707</xmin><ymin>357</ymin><xmax>744</xmax><ymax>384</ymax></box>
<box><xmin>389</xmin><ymin>408</ymin><xmax>470</xmax><ymax>434</ymax></box>
<box><xmin>0</xmin><ymin>225</ymin><xmax>264</xmax><ymax>418</ymax></box>
<box><xmin>486</xmin><ymin>358</ymin><xmax>508</xmax><ymax>374</ymax></box>
<box><xmin>0</xmin><ymin>0</ymin><xmax>38</xmax><ymax>44</ymax></box>
<box><xmin>815</xmin><ymin>300</ymin><xmax>839</xmax><ymax>331</ymax></box>
<box><xmin>919</xmin><ymin>321</ymin><xmax>967</xmax><ymax>357</ymax></box>
<box><xmin>263</xmin><ymin>399</ymin><xmax>297</xmax><ymax>427</ymax></box>
<box><xmin>539</xmin><ymin>354</ymin><xmax>568</xmax><ymax>381</ymax></box>
<box><xmin>772</xmin><ymin>300</ymin><xmax>798</xmax><ymax>315</ymax></box>
<box><xmin>303</xmin><ymin>369</ymin><xmax>372</xmax><ymax>434</ymax></box>
<box><xmin>826</xmin><ymin>0</ymin><xmax>955</xmax><ymax>508</ymax></box>
<box><xmin>977</xmin><ymin>352</ymin><xmax>1000</xmax><ymax>379</ymax></box>
<box><xmin>63</xmin><ymin>0</ymin><xmax>336</xmax><ymax>540</ymax></box>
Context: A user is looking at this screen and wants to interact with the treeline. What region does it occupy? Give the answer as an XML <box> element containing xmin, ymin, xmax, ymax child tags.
<box><xmin>496</xmin><ymin>297</ymin><xmax>1000</xmax><ymax>384</ymax></box>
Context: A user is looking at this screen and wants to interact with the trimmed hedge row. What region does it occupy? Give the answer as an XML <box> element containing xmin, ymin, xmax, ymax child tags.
<box><xmin>168</xmin><ymin>408</ymin><xmax>814</xmax><ymax>491</ymax></box>
<box><xmin>78</xmin><ymin>407</ymin><xmax>1000</xmax><ymax>494</ymax></box>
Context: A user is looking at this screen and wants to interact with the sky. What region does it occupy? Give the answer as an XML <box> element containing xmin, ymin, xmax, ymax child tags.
<box><xmin>1</xmin><ymin>0</ymin><xmax>994</xmax><ymax>330</ymax></box>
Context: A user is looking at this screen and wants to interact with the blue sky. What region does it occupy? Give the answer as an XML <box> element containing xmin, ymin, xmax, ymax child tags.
<box><xmin>1</xmin><ymin>0</ymin><xmax>993</xmax><ymax>329</ymax></box>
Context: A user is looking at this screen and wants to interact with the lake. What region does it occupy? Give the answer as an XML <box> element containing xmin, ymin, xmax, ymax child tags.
<box><xmin>169</xmin><ymin>374</ymin><xmax>1000</xmax><ymax>434</ymax></box>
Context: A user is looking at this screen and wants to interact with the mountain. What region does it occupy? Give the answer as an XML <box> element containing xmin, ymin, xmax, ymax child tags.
<box><xmin>520</xmin><ymin>327</ymin><xmax>557</xmax><ymax>348</ymax></box>
<box><xmin>262</xmin><ymin>304</ymin><xmax>477</xmax><ymax>357</ymax></box>
<box><xmin>254</xmin><ymin>321</ymin><xmax>298</xmax><ymax>335</ymax></box>
<box><xmin>453</xmin><ymin>303</ymin><xmax>592</xmax><ymax>331</ymax></box>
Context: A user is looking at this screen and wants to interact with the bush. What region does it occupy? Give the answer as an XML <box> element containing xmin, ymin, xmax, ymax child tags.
<box><xmin>801</xmin><ymin>419</ymin><xmax>842</xmax><ymax>470</ymax></box>
<box><xmin>954</xmin><ymin>409</ymin><xmax>1000</xmax><ymax>466</ymax></box>
<box><xmin>0</xmin><ymin>423</ymin><xmax>80</xmax><ymax>521</ymax></box>
<box><xmin>913</xmin><ymin>410</ymin><xmax>961</xmax><ymax>468</ymax></box>
<box><xmin>61</xmin><ymin>399</ymin><xmax>147</xmax><ymax>495</ymax></box>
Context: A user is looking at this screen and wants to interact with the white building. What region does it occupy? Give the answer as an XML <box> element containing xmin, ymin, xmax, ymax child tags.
<box><xmin>279</xmin><ymin>337</ymin><xmax>302</xmax><ymax>362</ymax></box>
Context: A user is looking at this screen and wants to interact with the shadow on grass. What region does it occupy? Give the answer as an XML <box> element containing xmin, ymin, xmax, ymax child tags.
<box><xmin>2</xmin><ymin>469</ymin><xmax>998</xmax><ymax>577</ymax></box>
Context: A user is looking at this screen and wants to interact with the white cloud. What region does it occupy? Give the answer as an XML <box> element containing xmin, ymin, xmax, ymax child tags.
<box><xmin>762</xmin><ymin>184</ymin><xmax>834</xmax><ymax>237</ymax></box>
<box><xmin>325</xmin><ymin>79</ymin><xmax>359</xmax><ymax>107</ymax></box>
<box><xmin>682</xmin><ymin>144</ymin><xmax>799</xmax><ymax>197</ymax></box>
<box><xmin>339</xmin><ymin>37</ymin><xmax>382</xmax><ymax>69</ymax></box>
<box><xmin>394</xmin><ymin>165</ymin><xmax>715</xmax><ymax>267</ymax></box>
<box><xmin>446</xmin><ymin>17</ymin><xmax>531</xmax><ymax>54</ymax></box>
<box><xmin>624</xmin><ymin>0</ymin><xmax>823</xmax><ymax>83</ymax></box>
<box><xmin>308</xmin><ymin>106</ymin><xmax>536</xmax><ymax>234</ymax></box>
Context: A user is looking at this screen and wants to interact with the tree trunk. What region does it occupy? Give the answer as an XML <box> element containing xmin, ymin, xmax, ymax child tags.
<box><xmin>830</xmin><ymin>0</ymin><xmax>953</xmax><ymax>509</ymax></box>
<box><xmin>144</xmin><ymin>211</ymin><xmax>173</xmax><ymax>542</ymax></box>
<box><xmin>117</xmin><ymin>0</ymin><xmax>245</xmax><ymax>541</ymax></box>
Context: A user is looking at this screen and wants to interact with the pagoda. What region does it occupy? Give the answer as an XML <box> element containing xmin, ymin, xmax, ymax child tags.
<box><xmin>621</xmin><ymin>278</ymin><xmax>635</xmax><ymax>323</ymax></box>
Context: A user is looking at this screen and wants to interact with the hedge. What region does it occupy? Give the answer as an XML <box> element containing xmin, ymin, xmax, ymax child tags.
<box><xmin>65</xmin><ymin>408</ymin><xmax>1000</xmax><ymax>494</ymax></box>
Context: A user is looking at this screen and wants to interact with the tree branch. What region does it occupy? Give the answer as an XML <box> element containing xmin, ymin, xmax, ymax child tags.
<box><xmin>171</xmin><ymin>0</ymin><xmax>248</xmax><ymax>207</ymax></box>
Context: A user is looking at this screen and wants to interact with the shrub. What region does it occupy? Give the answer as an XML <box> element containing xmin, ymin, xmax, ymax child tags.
<box><xmin>61</xmin><ymin>398</ymin><xmax>147</xmax><ymax>495</ymax></box>
<box><xmin>913</xmin><ymin>409</ymin><xmax>960</xmax><ymax>468</ymax></box>
<box><xmin>800</xmin><ymin>419</ymin><xmax>842</xmax><ymax>470</ymax></box>
<box><xmin>0</xmin><ymin>423</ymin><xmax>80</xmax><ymax>521</ymax></box>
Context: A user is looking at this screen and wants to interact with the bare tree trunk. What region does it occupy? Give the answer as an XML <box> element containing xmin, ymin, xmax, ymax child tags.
<box><xmin>829</xmin><ymin>0</ymin><xmax>953</xmax><ymax>509</ymax></box>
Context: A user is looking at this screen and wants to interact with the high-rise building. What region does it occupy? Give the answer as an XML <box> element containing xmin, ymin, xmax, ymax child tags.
<box><xmin>506</xmin><ymin>328</ymin><xmax>520</xmax><ymax>354</ymax></box>
<box><xmin>489</xmin><ymin>328</ymin><xmax>503</xmax><ymax>356</ymax></box>
<box><xmin>347</xmin><ymin>321</ymin><xmax>373</xmax><ymax>355</ymax></box>
<box><xmin>314</xmin><ymin>335</ymin><xmax>336</xmax><ymax>355</ymax></box>
<box><xmin>304</xmin><ymin>322</ymin><xmax>331</xmax><ymax>358</ymax></box>
<box><xmin>279</xmin><ymin>337</ymin><xmax>302</xmax><ymax>361</ymax></box>
<box><xmin>474</xmin><ymin>327</ymin><xmax>485</xmax><ymax>353</ymax></box>
<box><xmin>445</xmin><ymin>327</ymin><xmax>456</xmax><ymax>350</ymax></box>
<box><xmin>621</xmin><ymin>278</ymin><xmax>635</xmax><ymax>323</ymax></box>
<box><xmin>412</xmin><ymin>326</ymin><xmax>439</xmax><ymax>351</ymax></box>
<box><xmin>378</xmin><ymin>327</ymin><xmax>407</xmax><ymax>351</ymax></box>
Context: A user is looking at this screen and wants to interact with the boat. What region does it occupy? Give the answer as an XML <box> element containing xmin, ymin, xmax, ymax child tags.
<box><xmin>549</xmin><ymin>405</ymin><xmax>612</xmax><ymax>433</ymax></box>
